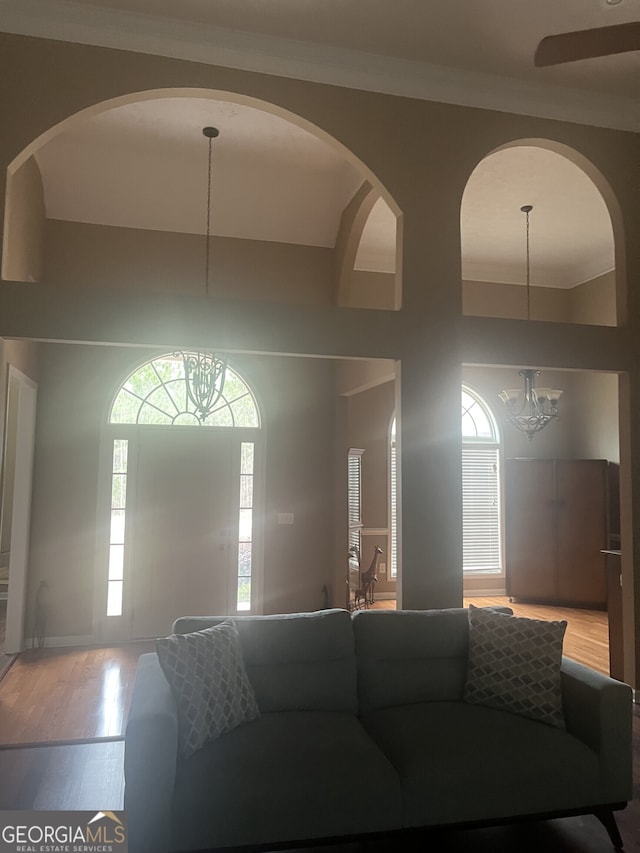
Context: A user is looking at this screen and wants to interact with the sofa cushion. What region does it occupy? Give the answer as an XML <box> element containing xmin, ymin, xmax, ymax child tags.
<box><xmin>353</xmin><ymin>608</ymin><xmax>471</xmax><ymax>713</ymax></box>
<box><xmin>172</xmin><ymin>609</ymin><xmax>358</xmax><ymax>714</ymax></box>
<box><xmin>464</xmin><ymin>604</ymin><xmax>567</xmax><ymax>728</ymax></box>
<box><xmin>362</xmin><ymin>701</ymin><xmax>602</xmax><ymax>828</ymax></box>
<box><xmin>171</xmin><ymin>710</ymin><xmax>402</xmax><ymax>851</ymax></box>
<box><xmin>155</xmin><ymin>620</ymin><xmax>259</xmax><ymax>758</ymax></box>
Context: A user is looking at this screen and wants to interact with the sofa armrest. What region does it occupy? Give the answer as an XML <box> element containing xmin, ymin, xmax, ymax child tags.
<box><xmin>124</xmin><ymin>653</ymin><xmax>178</xmax><ymax>853</ymax></box>
<box><xmin>560</xmin><ymin>656</ymin><xmax>633</xmax><ymax>804</ymax></box>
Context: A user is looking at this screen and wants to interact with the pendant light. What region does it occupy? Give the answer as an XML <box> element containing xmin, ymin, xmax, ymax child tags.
<box><xmin>499</xmin><ymin>205</ymin><xmax>562</xmax><ymax>440</ymax></box>
<box><xmin>176</xmin><ymin>127</ymin><xmax>228</xmax><ymax>423</ymax></box>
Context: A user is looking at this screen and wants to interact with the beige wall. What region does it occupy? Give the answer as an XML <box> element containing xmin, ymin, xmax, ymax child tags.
<box><xmin>348</xmin><ymin>270</ymin><xmax>396</xmax><ymax>310</ymax></box>
<box><xmin>568</xmin><ymin>270</ymin><xmax>616</xmax><ymax>326</ymax></box>
<box><xmin>0</xmin><ymin>32</ymin><xmax>638</xmax><ymax>682</ymax></box>
<box><xmin>463</xmin><ymin>280</ymin><xmax>572</xmax><ymax>322</ymax></box>
<box><xmin>45</xmin><ymin>220</ymin><xmax>335</xmax><ymax>306</ymax></box>
<box><xmin>2</xmin><ymin>156</ymin><xmax>44</xmax><ymax>283</ymax></box>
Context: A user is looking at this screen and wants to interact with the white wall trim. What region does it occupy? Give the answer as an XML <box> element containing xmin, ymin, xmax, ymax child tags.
<box><xmin>1</xmin><ymin>0</ymin><xmax>638</xmax><ymax>132</ymax></box>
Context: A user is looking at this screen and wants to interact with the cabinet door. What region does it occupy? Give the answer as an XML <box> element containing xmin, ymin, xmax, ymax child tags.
<box><xmin>556</xmin><ymin>460</ymin><xmax>607</xmax><ymax>607</ymax></box>
<box><xmin>505</xmin><ymin>460</ymin><xmax>557</xmax><ymax>601</ymax></box>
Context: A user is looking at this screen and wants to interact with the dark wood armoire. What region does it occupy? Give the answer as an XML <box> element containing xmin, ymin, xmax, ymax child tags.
<box><xmin>504</xmin><ymin>458</ymin><xmax>608</xmax><ymax>609</ymax></box>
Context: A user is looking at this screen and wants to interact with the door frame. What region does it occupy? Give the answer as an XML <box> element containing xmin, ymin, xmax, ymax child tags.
<box><xmin>93</xmin><ymin>424</ymin><xmax>264</xmax><ymax>642</ymax></box>
<box><xmin>1</xmin><ymin>365</ymin><xmax>38</xmax><ymax>654</ymax></box>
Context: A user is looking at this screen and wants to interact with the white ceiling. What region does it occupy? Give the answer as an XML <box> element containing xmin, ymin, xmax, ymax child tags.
<box><xmin>12</xmin><ymin>1</ymin><xmax>624</xmax><ymax>286</ymax></box>
<box><xmin>36</xmin><ymin>99</ymin><xmax>362</xmax><ymax>248</ymax></box>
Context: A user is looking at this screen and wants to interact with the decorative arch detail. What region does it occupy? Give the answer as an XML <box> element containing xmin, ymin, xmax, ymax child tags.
<box><xmin>109</xmin><ymin>353</ymin><xmax>260</xmax><ymax>428</ymax></box>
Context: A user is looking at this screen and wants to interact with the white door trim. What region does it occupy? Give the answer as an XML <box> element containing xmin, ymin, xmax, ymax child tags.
<box><xmin>2</xmin><ymin>365</ymin><xmax>37</xmax><ymax>654</ymax></box>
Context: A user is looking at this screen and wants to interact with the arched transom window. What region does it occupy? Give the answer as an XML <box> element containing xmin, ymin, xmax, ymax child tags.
<box><xmin>110</xmin><ymin>353</ymin><xmax>259</xmax><ymax>427</ymax></box>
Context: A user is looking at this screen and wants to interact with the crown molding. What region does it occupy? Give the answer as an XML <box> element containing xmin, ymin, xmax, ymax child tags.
<box><xmin>1</xmin><ymin>0</ymin><xmax>639</xmax><ymax>133</ymax></box>
<box><xmin>463</xmin><ymin>260</ymin><xmax>615</xmax><ymax>290</ymax></box>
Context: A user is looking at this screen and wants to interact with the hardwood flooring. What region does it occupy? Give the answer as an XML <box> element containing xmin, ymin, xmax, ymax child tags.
<box><xmin>0</xmin><ymin>741</ymin><xmax>125</xmax><ymax>810</ymax></box>
<box><xmin>0</xmin><ymin>642</ymin><xmax>153</xmax><ymax>746</ymax></box>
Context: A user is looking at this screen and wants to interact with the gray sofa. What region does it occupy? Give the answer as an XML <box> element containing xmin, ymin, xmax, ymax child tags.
<box><xmin>124</xmin><ymin>608</ymin><xmax>633</xmax><ymax>853</ymax></box>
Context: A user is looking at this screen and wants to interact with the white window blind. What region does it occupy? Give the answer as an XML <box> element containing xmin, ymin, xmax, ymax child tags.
<box><xmin>462</xmin><ymin>444</ymin><xmax>501</xmax><ymax>573</ymax></box>
<box><xmin>348</xmin><ymin>449</ymin><xmax>363</xmax><ymax>553</ymax></box>
<box><xmin>390</xmin><ymin>431</ymin><xmax>397</xmax><ymax>578</ymax></box>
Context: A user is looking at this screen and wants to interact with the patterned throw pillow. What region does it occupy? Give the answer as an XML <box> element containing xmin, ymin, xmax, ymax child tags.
<box><xmin>156</xmin><ymin>620</ymin><xmax>260</xmax><ymax>758</ymax></box>
<box><xmin>463</xmin><ymin>605</ymin><xmax>567</xmax><ymax>728</ymax></box>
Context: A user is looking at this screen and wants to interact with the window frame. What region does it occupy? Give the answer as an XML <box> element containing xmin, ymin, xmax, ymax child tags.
<box><xmin>461</xmin><ymin>385</ymin><xmax>504</xmax><ymax>577</ymax></box>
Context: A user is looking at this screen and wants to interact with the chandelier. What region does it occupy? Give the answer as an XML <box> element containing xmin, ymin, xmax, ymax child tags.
<box><xmin>176</xmin><ymin>127</ymin><xmax>227</xmax><ymax>423</ymax></box>
<box><xmin>499</xmin><ymin>205</ymin><xmax>562</xmax><ymax>440</ymax></box>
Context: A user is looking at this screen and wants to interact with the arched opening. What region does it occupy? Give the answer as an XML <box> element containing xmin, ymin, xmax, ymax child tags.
<box><xmin>461</xmin><ymin>142</ymin><xmax>619</xmax><ymax>327</ymax></box>
<box><xmin>3</xmin><ymin>89</ymin><xmax>402</xmax><ymax>310</ymax></box>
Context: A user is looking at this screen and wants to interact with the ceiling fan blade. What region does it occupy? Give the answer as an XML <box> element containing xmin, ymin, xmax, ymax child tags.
<box><xmin>534</xmin><ymin>21</ymin><xmax>640</xmax><ymax>66</ymax></box>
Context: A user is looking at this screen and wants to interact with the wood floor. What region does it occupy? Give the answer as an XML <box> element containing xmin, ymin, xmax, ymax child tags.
<box><xmin>0</xmin><ymin>642</ymin><xmax>153</xmax><ymax>746</ymax></box>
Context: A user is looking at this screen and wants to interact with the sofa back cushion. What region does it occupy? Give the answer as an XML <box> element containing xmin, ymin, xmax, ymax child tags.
<box><xmin>353</xmin><ymin>608</ymin><xmax>471</xmax><ymax>713</ymax></box>
<box><xmin>172</xmin><ymin>609</ymin><xmax>357</xmax><ymax>714</ymax></box>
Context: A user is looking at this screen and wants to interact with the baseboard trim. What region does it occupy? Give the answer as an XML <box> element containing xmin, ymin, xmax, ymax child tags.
<box><xmin>21</xmin><ymin>634</ymin><xmax>95</xmax><ymax>650</ymax></box>
<box><xmin>464</xmin><ymin>589</ymin><xmax>507</xmax><ymax>597</ymax></box>
<box><xmin>373</xmin><ymin>593</ymin><xmax>396</xmax><ymax>601</ymax></box>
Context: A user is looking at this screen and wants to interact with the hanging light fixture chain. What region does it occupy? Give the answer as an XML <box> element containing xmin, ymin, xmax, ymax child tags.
<box><xmin>202</xmin><ymin>126</ymin><xmax>219</xmax><ymax>297</ymax></box>
<box><xmin>521</xmin><ymin>204</ymin><xmax>532</xmax><ymax>322</ymax></box>
<box><xmin>174</xmin><ymin>126</ymin><xmax>226</xmax><ymax>425</ymax></box>
<box><xmin>499</xmin><ymin>204</ymin><xmax>563</xmax><ymax>441</ymax></box>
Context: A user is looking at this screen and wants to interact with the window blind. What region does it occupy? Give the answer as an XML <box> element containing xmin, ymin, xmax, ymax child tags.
<box><xmin>462</xmin><ymin>444</ymin><xmax>501</xmax><ymax>573</ymax></box>
<box><xmin>390</xmin><ymin>440</ymin><xmax>397</xmax><ymax>578</ymax></box>
<box><xmin>348</xmin><ymin>450</ymin><xmax>363</xmax><ymax>552</ymax></box>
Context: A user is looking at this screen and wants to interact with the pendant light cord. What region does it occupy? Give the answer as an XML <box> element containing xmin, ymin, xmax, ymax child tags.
<box><xmin>521</xmin><ymin>204</ymin><xmax>532</xmax><ymax>322</ymax></box>
<box><xmin>202</xmin><ymin>126</ymin><xmax>219</xmax><ymax>297</ymax></box>
<box><xmin>205</xmin><ymin>133</ymin><xmax>213</xmax><ymax>297</ymax></box>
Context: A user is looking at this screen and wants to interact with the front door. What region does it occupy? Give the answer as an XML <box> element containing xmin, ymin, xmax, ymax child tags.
<box><xmin>130</xmin><ymin>429</ymin><xmax>234</xmax><ymax>639</ymax></box>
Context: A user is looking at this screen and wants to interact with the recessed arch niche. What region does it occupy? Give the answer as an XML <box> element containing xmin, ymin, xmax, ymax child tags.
<box><xmin>460</xmin><ymin>141</ymin><xmax>620</xmax><ymax>327</ymax></box>
<box><xmin>2</xmin><ymin>88</ymin><xmax>401</xmax><ymax>310</ymax></box>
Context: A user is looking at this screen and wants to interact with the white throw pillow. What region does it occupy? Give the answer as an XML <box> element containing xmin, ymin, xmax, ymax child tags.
<box><xmin>156</xmin><ymin>620</ymin><xmax>260</xmax><ymax>758</ymax></box>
